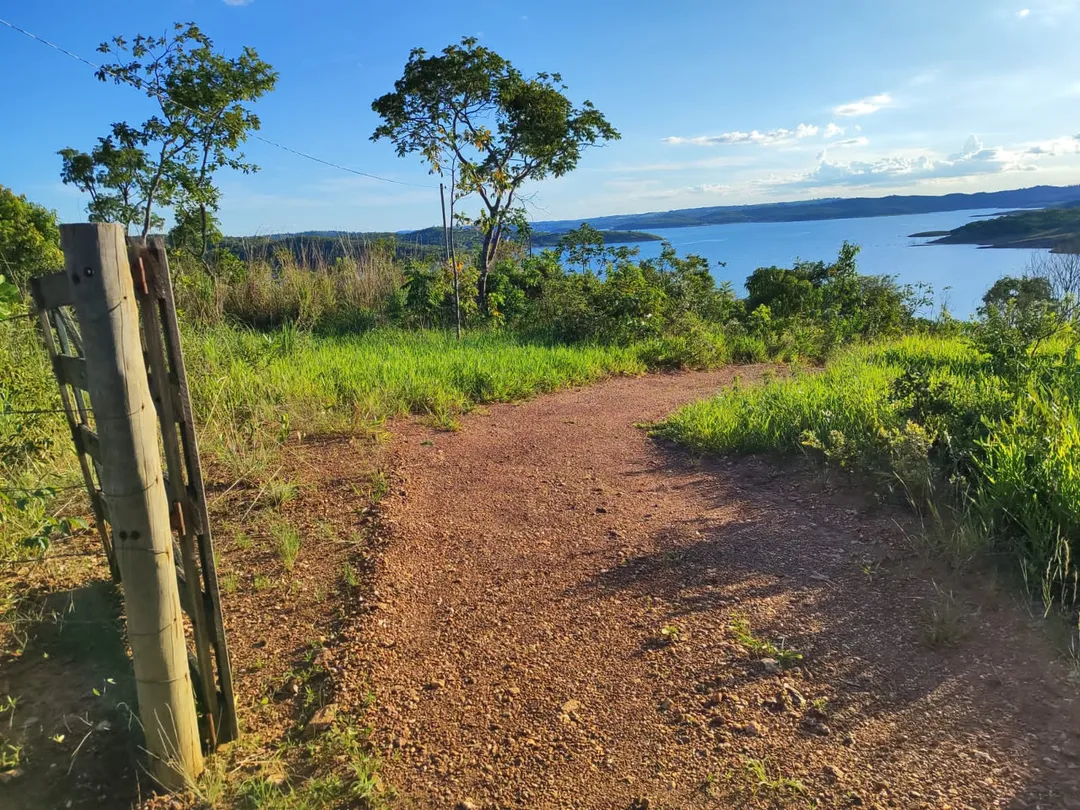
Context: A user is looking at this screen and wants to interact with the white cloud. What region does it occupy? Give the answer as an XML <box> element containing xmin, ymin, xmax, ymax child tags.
<box><xmin>664</xmin><ymin>123</ymin><xmax>820</xmax><ymax>147</ymax></box>
<box><xmin>600</xmin><ymin>181</ymin><xmax>730</xmax><ymax>201</ymax></box>
<box><xmin>1024</xmin><ymin>134</ymin><xmax>1080</xmax><ymax>155</ymax></box>
<box><xmin>687</xmin><ymin>183</ymin><xmax>730</xmax><ymax>195</ymax></box>
<box><xmin>833</xmin><ymin>93</ymin><xmax>893</xmax><ymax>117</ymax></box>
<box><xmin>1005</xmin><ymin>1</ymin><xmax>1080</xmax><ymax>22</ymax></box>
<box><xmin>822</xmin><ymin>123</ymin><xmax>845</xmax><ymax>139</ymax></box>
<box><xmin>779</xmin><ymin>135</ymin><xmax>1037</xmax><ymax>189</ymax></box>
<box><xmin>834</xmin><ymin>137</ymin><xmax>870</xmax><ymax>148</ymax></box>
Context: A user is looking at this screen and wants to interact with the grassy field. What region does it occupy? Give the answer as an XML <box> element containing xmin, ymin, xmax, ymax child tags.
<box><xmin>0</xmin><ymin>317</ymin><xmax>76</xmax><ymax>560</ymax></box>
<box><xmin>188</xmin><ymin>324</ymin><xmax>645</xmax><ymax>429</ymax></box>
<box><xmin>185</xmin><ymin>325</ymin><xmax>647</xmax><ymax>472</ymax></box>
<box><xmin>655</xmin><ymin>336</ymin><xmax>976</xmax><ymax>456</ymax></box>
<box><xmin>1</xmin><ymin>322</ymin><xmax>650</xmax><ymax>560</ymax></box>
<box><xmin>656</xmin><ymin>334</ymin><xmax>1080</xmax><ymax>609</ymax></box>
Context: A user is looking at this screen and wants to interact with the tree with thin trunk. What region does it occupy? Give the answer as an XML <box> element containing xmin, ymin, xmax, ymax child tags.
<box><xmin>559</xmin><ymin>222</ymin><xmax>606</xmax><ymax>274</ymax></box>
<box><xmin>371</xmin><ymin>37</ymin><xmax>619</xmax><ymax>310</ymax></box>
<box><xmin>59</xmin><ymin>22</ymin><xmax>276</xmax><ymax>256</ymax></box>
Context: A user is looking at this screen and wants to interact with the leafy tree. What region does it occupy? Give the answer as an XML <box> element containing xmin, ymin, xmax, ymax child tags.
<box><xmin>59</xmin><ymin>134</ymin><xmax>151</xmax><ymax>230</ymax></box>
<box><xmin>371</xmin><ymin>37</ymin><xmax>619</xmax><ymax>309</ymax></box>
<box><xmin>559</xmin><ymin>223</ymin><xmax>606</xmax><ymax>273</ymax></box>
<box><xmin>595</xmin><ymin>262</ymin><xmax>666</xmax><ymax>342</ymax></box>
<box><xmin>981</xmin><ymin>275</ymin><xmax>1054</xmax><ymax>315</ymax></box>
<box><xmin>745</xmin><ymin>265</ymin><xmax>816</xmax><ymax>318</ymax></box>
<box><xmin>0</xmin><ymin>186</ymin><xmax>64</xmax><ymax>290</ymax></box>
<box><xmin>60</xmin><ymin>22</ymin><xmax>277</xmax><ymax>245</ymax></box>
<box><xmin>168</xmin><ymin>205</ymin><xmax>224</xmax><ymax>262</ymax></box>
<box><xmin>643</xmin><ymin>242</ymin><xmax>734</xmax><ymax>323</ymax></box>
<box><xmin>744</xmin><ymin>242</ymin><xmax>921</xmax><ymax>343</ymax></box>
<box><xmin>976</xmin><ymin>275</ymin><xmax>1066</xmax><ymax>376</ymax></box>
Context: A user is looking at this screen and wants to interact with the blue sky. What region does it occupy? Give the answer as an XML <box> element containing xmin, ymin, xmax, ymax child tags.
<box><xmin>3</xmin><ymin>0</ymin><xmax>1080</xmax><ymax>234</ymax></box>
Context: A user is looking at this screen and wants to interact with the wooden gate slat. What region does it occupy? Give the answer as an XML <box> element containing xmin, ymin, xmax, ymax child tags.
<box><xmin>52</xmin><ymin>354</ymin><xmax>88</xmax><ymax>391</ymax></box>
<box><xmin>129</xmin><ymin>243</ymin><xmax>222</xmax><ymax>746</ymax></box>
<box><xmin>31</xmin><ymin>306</ymin><xmax>118</xmax><ymax>578</ymax></box>
<box><xmin>29</xmin><ymin>271</ymin><xmax>75</xmax><ymax>310</ymax></box>
<box><xmin>143</xmin><ymin>238</ymin><xmax>237</xmax><ymax>743</ymax></box>
<box><xmin>75</xmin><ymin>424</ymin><xmax>101</xmax><ymax>463</ymax></box>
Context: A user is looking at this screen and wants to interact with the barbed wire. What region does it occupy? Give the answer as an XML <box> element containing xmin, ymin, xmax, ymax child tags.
<box><xmin>0</xmin><ymin>407</ymin><xmax>74</xmax><ymax>416</ymax></box>
<box><xmin>0</xmin><ymin>484</ymin><xmax>88</xmax><ymax>495</ymax></box>
<box><xmin>0</xmin><ymin>549</ymin><xmax>102</xmax><ymax>567</ymax></box>
<box><xmin>0</xmin><ymin>16</ymin><xmax>435</xmax><ymax>191</ymax></box>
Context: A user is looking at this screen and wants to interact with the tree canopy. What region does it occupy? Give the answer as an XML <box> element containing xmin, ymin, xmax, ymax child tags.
<box><xmin>371</xmin><ymin>37</ymin><xmax>619</xmax><ymax>307</ymax></box>
<box><xmin>0</xmin><ymin>185</ymin><xmax>63</xmax><ymax>290</ymax></box>
<box><xmin>60</xmin><ymin>22</ymin><xmax>277</xmax><ymax>248</ymax></box>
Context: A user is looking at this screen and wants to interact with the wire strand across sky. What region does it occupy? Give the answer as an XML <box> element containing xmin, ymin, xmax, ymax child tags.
<box><xmin>0</xmin><ymin>16</ymin><xmax>434</xmax><ymax>191</ymax></box>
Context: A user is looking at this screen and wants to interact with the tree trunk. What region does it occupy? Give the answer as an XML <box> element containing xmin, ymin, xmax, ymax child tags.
<box><xmin>477</xmin><ymin>228</ymin><xmax>494</xmax><ymax>311</ymax></box>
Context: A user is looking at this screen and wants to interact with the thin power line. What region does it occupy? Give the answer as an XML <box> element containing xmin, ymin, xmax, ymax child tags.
<box><xmin>0</xmin><ymin>16</ymin><xmax>103</xmax><ymax>72</ymax></box>
<box><xmin>250</xmin><ymin>134</ymin><xmax>431</xmax><ymax>188</ymax></box>
<box><xmin>0</xmin><ymin>16</ymin><xmax>433</xmax><ymax>190</ymax></box>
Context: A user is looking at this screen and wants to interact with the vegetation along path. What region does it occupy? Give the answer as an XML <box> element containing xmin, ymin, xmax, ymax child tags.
<box><xmin>335</xmin><ymin>369</ymin><xmax>1080</xmax><ymax>809</ymax></box>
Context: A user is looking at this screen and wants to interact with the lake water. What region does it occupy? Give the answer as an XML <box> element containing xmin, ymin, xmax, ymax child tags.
<box><xmin>615</xmin><ymin>209</ymin><xmax>1045</xmax><ymax>318</ymax></box>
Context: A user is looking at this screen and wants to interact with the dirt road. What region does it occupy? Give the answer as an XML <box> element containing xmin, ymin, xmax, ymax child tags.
<box><xmin>344</xmin><ymin>369</ymin><xmax>1080</xmax><ymax>809</ymax></box>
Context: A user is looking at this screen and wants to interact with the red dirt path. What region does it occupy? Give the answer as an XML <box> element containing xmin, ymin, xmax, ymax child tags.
<box><xmin>337</xmin><ymin>368</ymin><xmax>1080</xmax><ymax>809</ymax></box>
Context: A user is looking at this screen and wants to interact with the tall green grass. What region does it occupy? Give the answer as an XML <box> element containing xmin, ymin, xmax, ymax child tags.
<box><xmin>174</xmin><ymin>247</ymin><xmax>402</xmax><ymax>331</ymax></box>
<box><xmin>0</xmin><ymin>318</ymin><xmax>81</xmax><ymax>560</ymax></box>
<box><xmin>656</xmin><ymin>334</ymin><xmax>1080</xmax><ymax>609</ymax></box>
<box><xmin>185</xmin><ymin>324</ymin><xmax>646</xmax><ymax>436</ymax></box>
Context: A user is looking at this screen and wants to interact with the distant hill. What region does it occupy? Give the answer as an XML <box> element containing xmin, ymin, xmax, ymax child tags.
<box><xmin>917</xmin><ymin>203</ymin><xmax>1080</xmax><ymax>252</ymax></box>
<box><xmin>224</xmin><ymin>185</ymin><xmax>1080</xmax><ymax>261</ymax></box>
<box><xmin>531</xmin><ymin>185</ymin><xmax>1080</xmax><ymax>233</ymax></box>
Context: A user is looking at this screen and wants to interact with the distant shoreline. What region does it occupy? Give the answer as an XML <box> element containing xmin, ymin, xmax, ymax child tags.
<box><xmin>910</xmin><ymin>206</ymin><xmax>1080</xmax><ymax>254</ymax></box>
<box><xmin>532</xmin><ymin>184</ymin><xmax>1080</xmax><ymax>234</ymax></box>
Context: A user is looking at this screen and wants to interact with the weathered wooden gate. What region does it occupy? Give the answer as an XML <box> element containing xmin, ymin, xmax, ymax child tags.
<box><xmin>29</xmin><ymin>228</ymin><xmax>236</xmax><ymax>784</ymax></box>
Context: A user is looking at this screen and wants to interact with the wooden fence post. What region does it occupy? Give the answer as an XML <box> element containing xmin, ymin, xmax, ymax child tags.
<box><xmin>60</xmin><ymin>223</ymin><xmax>204</xmax><ymax>790</ymax></box>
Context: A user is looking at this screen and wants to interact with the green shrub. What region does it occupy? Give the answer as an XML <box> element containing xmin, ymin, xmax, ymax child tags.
<box><xmin>634</xmin><ymin>314</ymin><xmax>729</xmax><ymax>371</ymax></box>
<box><xmin>658</xmin><ymin>331</ymin><xmax>1080</xmax><ymax>610</ymax></box>
<box><xmin>975</xmin><ymin>375</ymin><xmax>1080</xmax><ymax>606</ymax></box>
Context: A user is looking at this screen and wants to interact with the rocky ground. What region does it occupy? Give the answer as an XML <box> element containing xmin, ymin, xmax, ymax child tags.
<box><xmin>336</xmin><ymin>368</ymin><xmax>1080</xmax><ymax>810</ymax></box>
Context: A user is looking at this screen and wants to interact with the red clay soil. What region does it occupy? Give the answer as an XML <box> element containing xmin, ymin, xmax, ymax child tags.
<box><xmin>337</xmin><ymin>368</ymin><xmax>1080</xmax><ymax>810</ymax></box>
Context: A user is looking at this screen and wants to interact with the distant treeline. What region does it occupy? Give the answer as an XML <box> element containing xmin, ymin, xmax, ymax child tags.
<box><xmin>219</xmin><ymin>228</ymin><xmax>471</xmax><ymax>264</ymax></box>
<box><xmin>531</xmin><ymin>229</ymin><xmax>661</xmax><ymax>247</ymax></box>
<box><xmin>219</xmin><ymin>227</ymin><xmax>662</xmax><ymax>265</ymax></box>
